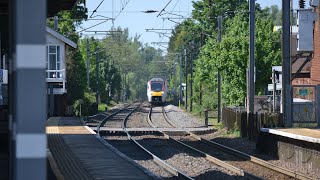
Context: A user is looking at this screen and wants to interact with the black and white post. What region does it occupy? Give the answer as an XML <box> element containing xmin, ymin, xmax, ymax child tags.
<box><xmin>10</xmin><ymin>0</ymin><xmax>47</xmax><ymax>179</ymax></box>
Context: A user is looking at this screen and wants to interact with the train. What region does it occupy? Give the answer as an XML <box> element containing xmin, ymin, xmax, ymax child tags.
<box><xmin>147</xmin><ymin>78</ymin><xmax>167</xmax><ymax>104</ymax></box>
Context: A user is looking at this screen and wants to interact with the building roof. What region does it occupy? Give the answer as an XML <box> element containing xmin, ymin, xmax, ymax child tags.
<box><xmin>46</xmin><ymin>27</ymin><xmax>77</xmax><ymax>48</ymax></box>
<box><xmin>47</xmin><ymin>0</ymin><xmax>80</xmax><ymax>17</ymax></box>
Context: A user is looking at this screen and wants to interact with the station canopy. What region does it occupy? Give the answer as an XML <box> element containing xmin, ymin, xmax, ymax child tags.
<box><xmin>0</xmin><ymin>0</ymin><xmax>79</xmax><ymax>17</ymax></box>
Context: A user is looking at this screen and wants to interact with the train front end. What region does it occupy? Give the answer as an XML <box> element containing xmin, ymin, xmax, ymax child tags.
<box><xmin>147</xmin><ymin>78</ymin><xmax>167</xmax><ymax>104</ymax></box>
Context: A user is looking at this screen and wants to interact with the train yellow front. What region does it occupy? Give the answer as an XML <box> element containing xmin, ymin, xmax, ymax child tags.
<box><xmin>147</xmin><ymin>78</ymin><xmax>167</xmax><ymax>104</ymax></box>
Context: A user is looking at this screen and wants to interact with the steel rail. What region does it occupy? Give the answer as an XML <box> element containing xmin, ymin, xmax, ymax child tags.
<box><xmin>147</xmin><ymin>106</ymin><xmax>259</xmax><ymax>179</ymax></box>
<box><xmin>147</xmin><ymin>106</ymin><xmax>175</xmax><ymax>128</ymax></box>
<box><xmin>87</xmin><ymin>113</ymin><xmax>108</xmax><ymax>118</ymax></box>
<box><xmin>187</xmin><ymin>133</ymin><xmax>317</xmax><ymax>180</ymax></box>
<box><xmin>123</xmin><ymin>103</ymin><xmax>193</xmax><ymax>180</ymax></box>
<box><xmin>97</xmin><ymin>102</ymin><xmax>137</xmax><ymax>135</ymax></box>
<box><xmin>159</xmin><ymin>106</ymin><xmax>317</xmax><ymax>180</ymax></box>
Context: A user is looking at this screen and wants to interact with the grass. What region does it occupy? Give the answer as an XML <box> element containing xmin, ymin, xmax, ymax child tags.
<box><xmin>98</xmin><ymin>103</ymin><xmax>108</xmax><ymax>113</ymax></box>
<box><xmin>98</xmin><ymin>101</ymin><xmax>118</xmax><ymax>113</ymax></box>
<box><xmin>181</xmin><ymin>105</ymin><xmax>241</xmax><ymax>138</ymax></box>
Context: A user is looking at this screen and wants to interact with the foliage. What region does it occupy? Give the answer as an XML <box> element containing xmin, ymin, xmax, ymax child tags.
<box><xmin>193</xmin><ymin>9</ymin><xmax>281</xmax><ymax>107</ymax></box>
<box><xmin>167</xmin><ymin>1</ymin><xmax>283</xmax><ymax>112</ymax></box>
<box><xmin>47</xmin><ymin>0</ymin><xmax>88</xmax><ymax>106</ymax></box>
<box><xmin>73</xmin><ymin>91</ymin><xmax>96</xmax><ymax>116</ymax></box>
<box><xmin>77</xmin><ymin>27</ymin><xmax>166</xmax><ymax>104</ymax></box>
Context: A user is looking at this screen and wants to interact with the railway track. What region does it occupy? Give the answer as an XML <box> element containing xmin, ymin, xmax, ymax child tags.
<box><xmin>84</xmin><ymin>103</ymin><xmax>131</xmax><ymax>127</ymax></box>
<box><xmin>153</xmin><ymin>106</ymin><xmax>317</xmax><ymax>180</ymax></box>
<box><xmin>98</xmin><ymin>102</ymin><xmax>191</xmax><ymax>179</ymax></box>
<box><xmin>93</xmin><ymin>103</ymin><xmax>317</xmax><ymax>179</ymax></box>
<box><xmin>148</xmin><ymin>106</ymin><xmax>175</xmax><ymax>128</ymax></box>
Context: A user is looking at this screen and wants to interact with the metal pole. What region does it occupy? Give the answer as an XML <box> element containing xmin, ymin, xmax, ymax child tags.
<box><xmin>54</xmin><ymin>16</ymin><xmax>58</xmax><ymax>31</ymax></box>
<box><xmin>190</xmin><ymin>49</ymin><xmax>193</xmax><ymax>112</ymax></box>
<box><xmin>217</xmin><ymin>15</ymin><xmax>222</xmax><ymax>123</ymax></box>
<box><xmin>179</xmin><ymin>52</ymin><xmax>182</xmax><ymax>108</ymax></box>
<box><xmin>272</xmin><ymin>69</ymin><xmax>276</xmax><ymax>113</ymax></box>
<box><xmin>174</xmin><ymin>55</ymin><xmax>178</xmax><ymax>105</ymax></box>
<box><xmin>282</xmin><ymin>0</ymin><xmax>292</xmax><ymax>127</ymax></box>
<box><xmin>86</xmin><ymin>39</ymin><xmax>90</xmax><ymax>87</ymax></box>
<box><xmin>10</xmin><ymin>0</ymin><xmax>47</xmax><ymax>179</ymax></box>
<box><xmin>317</xmin><ymin>85</ymin><xmax>320</xmax><ymax>127</ymax></box>
<box><xmin>247</xmin><ymin>0</ymin><xmax>255</xmax><ymax>139</ymax></box>
<box><xmin>184</xmin><ymin>49</ymin><xmax>188</xmax><ymax>110</ymax></box>
<box><xmin>96</xmin><ymin>48</ymin><xmax>99</xmax><ymax>104</ymax></box>
<box><xmin>49</xmin><ymin>84</ymin><xmax>54</xmax><ymax>116</ymax></box>
<box><xmin>218</xmin><ymin>16</ymin><xmax>222</xmax><ymax>42</ymax></box>
<box><xmin>248</xmin><ymin>0</ymin><xmax>255</xmax><ymax>114</ymax></box>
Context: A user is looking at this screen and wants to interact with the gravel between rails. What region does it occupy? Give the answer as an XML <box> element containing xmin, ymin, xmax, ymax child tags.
<box><xmin>163</xmin><ymin>105</ymin><xmax>204</xmax><ymax>128</ymax></box>
<box><xmin>104</xmin><ymin>135</ymin><xmax>175</xmax><ymax>179</ymax></box>
<box><xmin>133</xmin><ymin>134</ymin><xmax>248</xmax><ymax>179</ymax></box>
<box><xmin>172</xmin><ymin>135</ymin><xmax>293</xmax><ymax>180</ymax></box>
<box><xmin>151</xmin><ymin>106</ymin><xmax>174</xmax><ymax>128</ymax></box>
<box><xmin>126</xmin><ymin>102</ymin><xmax>152</xmax><ymax>128</ymax></box>
<box><xmin>161</xmin><ymin>104</ymin><xmax>320</xmax><ymax>179</ymax></box>
<box><xmin>104</xmin><ymin>102</ymin><xmax>140</xmax><ymax>128</ymax></box>
<box><xmin>198</xmin><ymin>132</ymin><xmax>320</xmax><ymax>179</ymax></box>
<box><xmin>84</xmin><ymin>103</ymin><xmax>129</xmax><ymax>126</ymax></box>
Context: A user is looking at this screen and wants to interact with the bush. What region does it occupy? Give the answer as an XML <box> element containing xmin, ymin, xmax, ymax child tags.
<box><xmin>73</xmin><ymin>92</ymin><xmax>97</xmax><ymax>116</ymax></box>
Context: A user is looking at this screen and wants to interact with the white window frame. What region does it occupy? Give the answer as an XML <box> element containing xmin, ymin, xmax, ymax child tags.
<box><xmin>46</xmin><ymin>45</ymin><xmax>61</xmax><ymax>78</ymax></box>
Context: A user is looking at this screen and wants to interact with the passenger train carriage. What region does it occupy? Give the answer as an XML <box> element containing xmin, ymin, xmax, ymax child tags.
<box><xmin>147</xmin><ymin>78</ymin><xmax>167</xmax><ymax>104</ymax></box>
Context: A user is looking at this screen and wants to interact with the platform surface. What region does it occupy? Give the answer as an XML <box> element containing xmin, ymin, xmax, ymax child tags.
<box><xmin>260</xmin><ymin>128</ymin><xmax>320</xmax><ymax>144</ymax></box>
<box><xmin>46</xmin><ymin>117</ymin><xmax>156</xmax><ymax>180</ymax></box>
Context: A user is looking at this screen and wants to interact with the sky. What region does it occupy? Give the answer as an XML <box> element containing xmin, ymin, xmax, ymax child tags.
<box><xmin>80</xmin><ymin>0</ymin><xmax>298</xmax><ymax>50</ymax></box>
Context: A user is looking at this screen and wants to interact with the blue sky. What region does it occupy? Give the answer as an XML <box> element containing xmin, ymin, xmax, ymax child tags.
<box><xmin>80</xmin><ymin>0</ymin><xmax>298</xmax><ymax>50</ymax></box>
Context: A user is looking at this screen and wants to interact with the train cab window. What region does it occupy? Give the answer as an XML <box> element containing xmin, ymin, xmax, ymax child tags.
<box><xmin>151</xmin><ymin>82</ymin><xmax>163</xmax><ymax>91</ymax></box>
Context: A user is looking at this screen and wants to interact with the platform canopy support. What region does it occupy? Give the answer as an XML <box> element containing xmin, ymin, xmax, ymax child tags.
<box><xmin>9</xmin><ymin>0</ymin><xmax>47</xmax><ymax>179</ymax></box>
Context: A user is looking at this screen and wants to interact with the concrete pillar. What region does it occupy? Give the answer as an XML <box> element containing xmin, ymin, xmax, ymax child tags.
<box><xmin>9</xmin><ymin>0</ymin><xmax>47</xmax><ymax>179</ymax></box>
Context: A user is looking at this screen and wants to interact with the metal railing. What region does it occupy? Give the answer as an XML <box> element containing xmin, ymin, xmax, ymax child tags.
<box><xmin>46</xmin><ymin>69</ymin><xmax>66</xmax><ymax>93</ymax></box>
<box><xmin>46</xmin><ymin>69</ymin><xmax>65</xmax><ymax>80</ymax></box>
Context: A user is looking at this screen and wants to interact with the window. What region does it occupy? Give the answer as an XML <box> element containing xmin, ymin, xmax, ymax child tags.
<box><xmin>151</xmin><ymin>82</ymin><xmax>163</xmax><ymax>92</ymax></box>
<box><xmin>46</xmin><ymin>45</ymin><xmax>60</xmax><ymax>78</ymax></box>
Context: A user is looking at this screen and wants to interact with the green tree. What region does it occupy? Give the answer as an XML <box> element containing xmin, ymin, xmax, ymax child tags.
<box><xmin>47</xmin><ymin>0</ymin><xmax>88</xmax><ymax>105</ymax></box>
<box><xmin>194</xmin><ymin>10</ymin><xmax>281</xmax><ymax>107</ymax></box>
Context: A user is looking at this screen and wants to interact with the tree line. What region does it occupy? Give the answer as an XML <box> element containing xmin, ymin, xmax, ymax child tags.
<box><xmin>47</xmin><ymin>0</ymin><xmax>166</xmax><ymax>115</ymax></box>
<box><xmin>166</xmin><ymin>0</ymin><xmax>283</xmax><ymax>112</ymax></box>
<box><xmin>48</xmin><ymin>0</ymin><xmax>285</xmax><ymax>115</ymax></box>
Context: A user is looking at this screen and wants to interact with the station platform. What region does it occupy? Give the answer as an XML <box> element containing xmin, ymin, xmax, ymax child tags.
<box><xmin>256</xmin><ymin>127</ymin><xmax>320</xmax><ymax>172</ymax></box>
<box><xmin>46</xmin><ymin>117</ymin><xmax>158</xmax><ymax>180</ymax></box>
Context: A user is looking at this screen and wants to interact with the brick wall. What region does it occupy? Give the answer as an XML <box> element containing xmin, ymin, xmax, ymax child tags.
<box><xmin>311</xmin><ymin>6</ymin><xmax>320</xmax><ymax>84</ymax></box>
<box><xmin>292</xmin><ymin>78</ymin><xmax>311</xmax><ymax>85</ymax></box>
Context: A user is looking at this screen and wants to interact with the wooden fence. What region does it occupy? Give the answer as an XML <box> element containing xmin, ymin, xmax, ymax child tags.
<box><xmin>222</xmin><ymin>106</ymin><xmax>284</xmax><ymax>140</ymax></box>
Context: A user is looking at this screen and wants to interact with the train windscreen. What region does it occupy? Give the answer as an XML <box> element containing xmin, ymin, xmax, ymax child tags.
<box><xmin>151</xmin><ymin>82</ymin><xmax>163</xmax><ymax>91</ymax></box>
